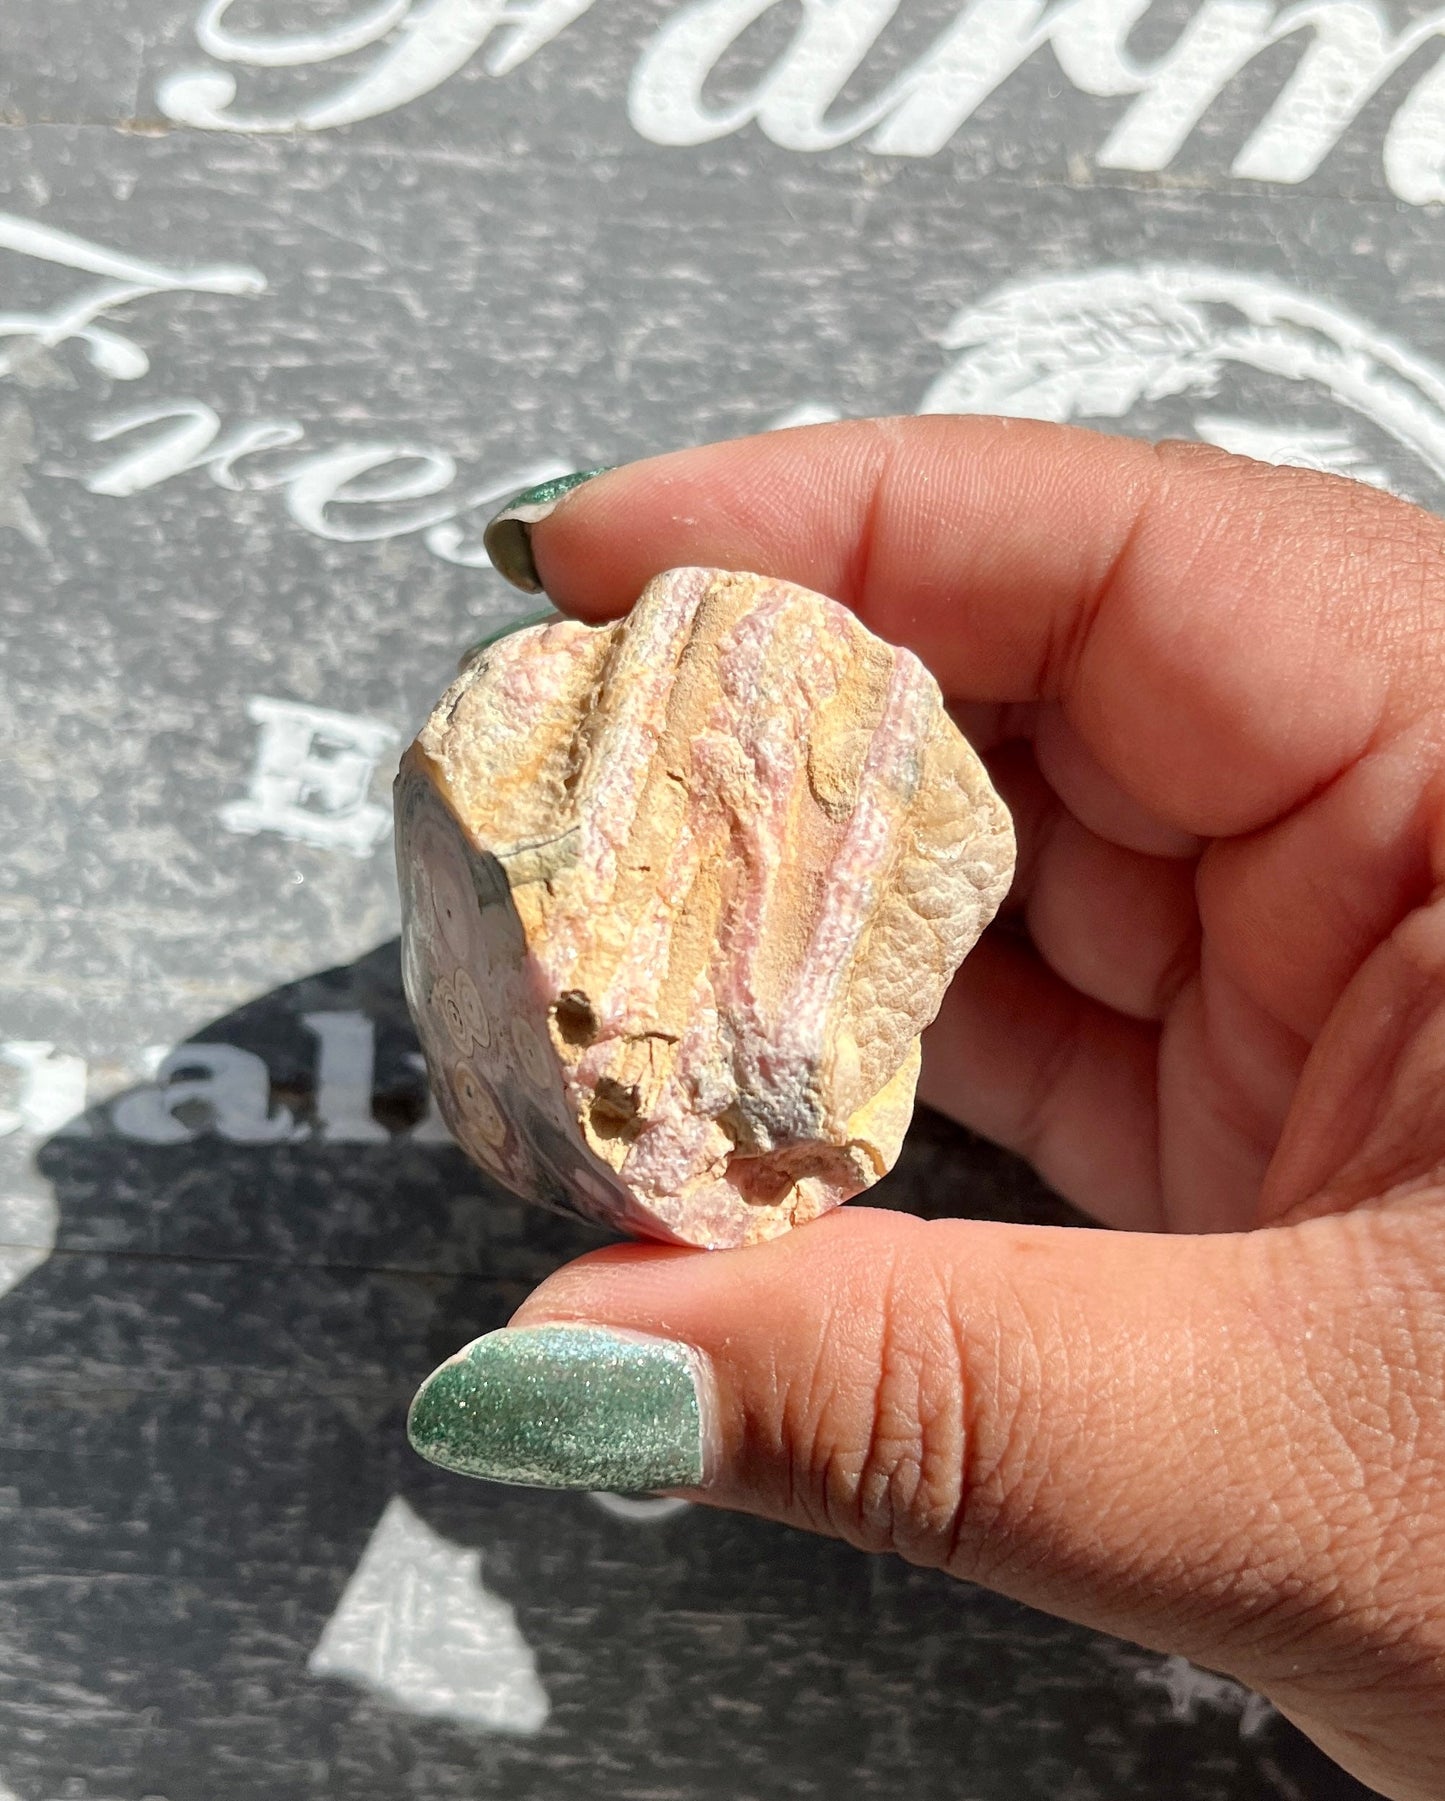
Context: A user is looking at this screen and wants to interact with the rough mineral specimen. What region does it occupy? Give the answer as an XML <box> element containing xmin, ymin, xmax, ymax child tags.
<box><xmin>395</xmin><ymin>567</ymin><xmax>1013</xmax><ymax>1248</ymax></box>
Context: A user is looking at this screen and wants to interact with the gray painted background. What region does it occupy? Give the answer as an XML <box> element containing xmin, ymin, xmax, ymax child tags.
<box><xmin>4</xmin><ymin>1</ymin><xmax>1445</xmax><ymax>1794</ymax></box>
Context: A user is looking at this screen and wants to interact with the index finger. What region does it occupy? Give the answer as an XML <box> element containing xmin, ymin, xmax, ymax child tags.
<box><xmin>524</xmin><ymin>416</ymin><xmax>1443</xmax><ymax>840</ymax></box>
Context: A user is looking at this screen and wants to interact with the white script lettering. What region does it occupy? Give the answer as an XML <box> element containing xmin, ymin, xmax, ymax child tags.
<box><xmin>157</xmin><ymin>0</ymin><xmax>1445</xmax><ymax>202</ymax></box>
<box><xmin>159</xmin><ymin>0</ymin><xmax>597</xmax><ymax>131</ymax></box>
<box><xmin>83</xmin><ymin>403</ymin><xmax>568</xmax><ymax>569</ymax></box>
<box><xmin>0</xmin><ymin>1043</ymin><xmax>88</xmax><ymax>1138</ymax></box>
<box><xmin>0</xmin><ymin>1024</ymin><xmax>457</xmax><ymax>1148</ymax></box>
<box><xmin>304</xmin><ymin>1011</ymin><xmax>390</xmax><ymax>1143</ymax></box>
<box><xmin>111</xmin><ymin>1043</ymin><xmax>298</xmax><ymax>1144</ymax></box>
<box><xmin>218</xmin><ymin>697</ymin><xmax>400</xmax><ymax>858</ymax></box>
<box><xmin>85</xmin><ymin>401</ymin><xmax>305</xmax><ymax>499</ymax></box>
<box><xmin>630</xmin><ymin>0</ymin><xmax>1445</xmax><ymax>192</ymax></box>
<box><xmin>0</xmin><ymin>210</ymin><xmax>573</xmax><ymax>577</ymax></box>
<box><xmin>0</xmin><ymin>211</ymin><xmax>264</xmax><ymax>383</ymax></box>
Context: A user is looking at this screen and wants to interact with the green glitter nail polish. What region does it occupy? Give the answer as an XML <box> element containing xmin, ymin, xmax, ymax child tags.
<box><xmin>482</xmin><ymin>468</ymin><xmax>614</xmax><ymax>595</ymax></box>
<box><xmin>456</xmin><ymin>605</ymin><xmax>561</xmax><ymax>672</ymax></box>
<box><xmin>407</xmin><ymin>1324</ymin><xmax>705</xmax><ymax>1492</ymax></box>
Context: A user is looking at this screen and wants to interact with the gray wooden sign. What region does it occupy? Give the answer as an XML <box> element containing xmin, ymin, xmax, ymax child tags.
<box><xmin>5</xmin><ymin>1</ymin><xmax>1443</xmax><ymax>1794</ymax></box>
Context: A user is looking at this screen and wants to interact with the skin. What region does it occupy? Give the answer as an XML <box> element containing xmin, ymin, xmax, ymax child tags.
<box><xmin>508</xmin><ymin>417</ymin><xmax>1445</xmax><ymax>1797</ymax></box>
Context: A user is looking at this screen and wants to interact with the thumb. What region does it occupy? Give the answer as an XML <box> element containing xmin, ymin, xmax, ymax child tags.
<box><xmin>408</xmin><ymin>1203</ymin><xmax>1445</xmax><ymax>1793</ymax></box>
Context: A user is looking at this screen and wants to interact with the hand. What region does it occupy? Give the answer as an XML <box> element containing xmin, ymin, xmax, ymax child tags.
<box><xmin>422</xmin><ymin>419</ymin><xmax>1445</xmax><ymax>1798</ymax></box>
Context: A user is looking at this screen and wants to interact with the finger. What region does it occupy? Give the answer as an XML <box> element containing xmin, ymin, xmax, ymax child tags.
<box><xmin>918</xmin><ymin>932</ymin><xmax>1164</xmax><ymax>1232</ymax></box>
<box><xmin>1157</xmin><ymin>953</ymin><xmax>1308</xmax><ymax>1232</ymax></box>
<box><xmin>1031</xmin><ymin>702</ymin><xmax>1204</xmax><ymax>859</ymax></box>
<box><xmin>412</xmin><ymin>1202</ymin><xmax>1445</xmax><ymax>1797</ymax></box>
<box><xmin>526</xmin><ymin>420</ymin><xmax>1445</xmax><ymax>1154</ymax></box>
<box><xmin>529</xmin><ymin>419</ymin><xmax>1440</xmax><ymax>843</ymax></box>
<box><xmin>992</xmin><ymin>744</ymin><xmax>1201</xmax><ymax>1021</ymax></box>
<box><xmin>1266</xmin><ymin>892</ymin><xmax>1445</xmax><ymax>1219</ymax></box>
<box><xmin>1195</xmin><ymin>707</ymin><xmax>1444</xmax><ymax>1043</ymax></box>
<box><xmin>1025</xmin><ymin>818</ymin><xmax>1198</xmax><ymax>1022</ymax></box>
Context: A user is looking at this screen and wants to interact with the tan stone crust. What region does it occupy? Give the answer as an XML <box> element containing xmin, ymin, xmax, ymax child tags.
<box><xmin>395</xmin><ymin>567</ymin><xmax>1015</xmax><ymax>1249</ymax></box>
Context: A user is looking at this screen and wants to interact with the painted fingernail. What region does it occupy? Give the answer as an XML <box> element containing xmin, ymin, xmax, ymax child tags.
<box><xmin>457</xmin><ymin>605</ymin><xmax>561</xmax><ymax>671</ymax></box>
<box><xmin>407</xmin><ymin>1323</ymin><xmax>707</xmax><ymax>1492</ymax></box>
<box><xmin>482</xmin><ymin>468</ymin><xmax>614</xmax><ymax>594</ymax></box>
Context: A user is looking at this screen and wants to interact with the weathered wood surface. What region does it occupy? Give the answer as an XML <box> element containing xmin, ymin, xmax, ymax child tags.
<box><xmin>6</xmin><ymin>1</ymin><xmax>1443</xmax><ymax>1793</ymax></box>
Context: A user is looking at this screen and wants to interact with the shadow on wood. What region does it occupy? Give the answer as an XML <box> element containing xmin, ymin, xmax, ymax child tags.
<box><xmin>0</xmin><ymin>943</ymin><xmax>1370</xmax><ymax>1801</ymax></box>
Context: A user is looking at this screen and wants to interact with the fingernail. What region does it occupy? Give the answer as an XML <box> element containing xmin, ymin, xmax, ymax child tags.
<box><xmin>457</xmin><ymin>605</ymin><xmax>561</xmax><ymax>671</ymax></box>
<box><xmin>482</xmin><ymin>468</ymin><xmax>614</xmax><ymax>594</ymax></box>
<box><xmin>407</xmin><ymin>1323</ymin><xmax>707</xmax><ymax>1492</ymax></box>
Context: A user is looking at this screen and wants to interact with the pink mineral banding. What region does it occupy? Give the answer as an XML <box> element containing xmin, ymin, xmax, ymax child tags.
<box><xmin>395</xmin><ymin>567</ymin><xmax>1015</xmax><ymax>1249</ymax></box>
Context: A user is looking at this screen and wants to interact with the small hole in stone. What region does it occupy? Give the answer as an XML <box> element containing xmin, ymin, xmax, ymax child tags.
<box><xmin>591</xmin><ymin>1075</ymin><xmax>639</xmax><ymax>1121</ymax></box>
<box><xmin>588</xmin><ymin>1076</ymin><xmax>645</xmax><ymax>1146</ymax></box>
<box><xmin>554</xmin><ymin>990</ymin><xmax>599</xmax><ymax>1046</ymax></box>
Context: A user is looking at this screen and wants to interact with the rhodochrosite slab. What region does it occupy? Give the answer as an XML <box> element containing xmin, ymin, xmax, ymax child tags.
<box><xmin>395</xmin><ymin>567</ymin><xmax>1014</xmax><ymax>1248</ymax></box>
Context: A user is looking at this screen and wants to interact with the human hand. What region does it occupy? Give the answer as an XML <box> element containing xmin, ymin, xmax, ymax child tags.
<box><xmin>412</xmin><ymin>418</ymin><xmax>1445</xmax><ymax>1798</ymax></box>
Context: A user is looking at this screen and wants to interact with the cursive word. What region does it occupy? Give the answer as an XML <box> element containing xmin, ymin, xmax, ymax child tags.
<box><xmin>0</xmin><ymin>210</ymin><xmax>569</xmax><ymax>572</ymax></box>
<box><xmin>12</xmin><ymin>217</ymin><xmax>1445</xmax><ymax>580</ymax></box>
<box><xmin>0</xmin><ymin>1016</ymin><xmax>447</xmax><ymax>1147</ymax></box>
<box><xmin>160</xmin><ymin>0</ymin><xmax>597</xmax><ymax>131</ymax></box>
<box><xmin>83</xmin><ymin>398</ymin><xmax>568</xmax><ymax>569</ymax></box>
<box><xmin>156</xmin><ymin>0</ymin><xmax>1445</xmax><ymax>204</ymax></box>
